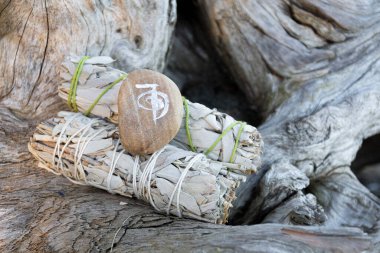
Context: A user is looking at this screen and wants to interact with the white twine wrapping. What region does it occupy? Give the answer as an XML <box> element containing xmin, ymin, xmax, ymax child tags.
<box><xmin>51</xmin><ymin>114</ymin><xmax>201</xmax><ymax>217</ymax></box>
<box><xmin>29</xmin><ymin>111</ymin><xmax>249</xmax><ymax>224</ymax></box>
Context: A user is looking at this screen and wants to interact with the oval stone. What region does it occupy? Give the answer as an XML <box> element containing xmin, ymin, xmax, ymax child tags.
<box><xmin>118</xmin><ymin>69</ymin><xmax>183</xmax><ymax>155</ymax></box>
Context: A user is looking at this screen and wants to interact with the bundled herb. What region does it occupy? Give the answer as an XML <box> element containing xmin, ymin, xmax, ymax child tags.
<box><xmin>28</xmin><ymin>112</ymin><xmax>248</xmax><ymax>224</ymax></box>
<box><xmin>58</xmin><ymin>56</ymin><xmax>263</xmax><ymax>173</ymax></box>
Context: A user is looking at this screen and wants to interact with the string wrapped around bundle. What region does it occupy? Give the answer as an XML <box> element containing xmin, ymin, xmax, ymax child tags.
<box><xmin>58</xmin><ymin>56</ymin><xmax>263</xmax><ymax>173</ymax></box>
<box><xmin>28</xmin><ymin>111</ymin><xmax>248</xmax><ymax>224</ymax></box>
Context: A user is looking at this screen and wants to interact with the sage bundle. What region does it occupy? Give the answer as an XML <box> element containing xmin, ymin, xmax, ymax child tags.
<box><xmin>28</xmin><ymin>111</ymin><xmax>247</xmax><ymax>224</ymax></box>
<box><xmin>58</xmin><ymin>56</ymin><xmax>263</xmax><ymax>173</ymax></box>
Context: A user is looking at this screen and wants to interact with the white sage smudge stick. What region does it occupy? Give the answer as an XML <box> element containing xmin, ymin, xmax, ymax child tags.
<box><xmin>58</xmin><ymin>56</ymin><xmax>263</xmax><ymax>173</ymax></box>
<box><xmin>28</xmin><ymin>111</ymin><xmax>248</xmax><ymax>224</ymax></box>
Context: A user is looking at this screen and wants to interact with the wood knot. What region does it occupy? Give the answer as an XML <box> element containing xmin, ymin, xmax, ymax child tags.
<box><xmin>134</xmin><ymin>35</ymin><xmax>143</xmax><ymax>48</ymax></box>
<box><xmin>286</xmin><ymin>117</ymin><xmax>331</xmax><ymax>146</ymax></box>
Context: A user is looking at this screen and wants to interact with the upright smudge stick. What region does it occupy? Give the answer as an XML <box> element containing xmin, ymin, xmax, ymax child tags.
<box><xmin>118</xmin><ymin>69</ymin><xmax>183</xmax><ymax>155</ymax></box>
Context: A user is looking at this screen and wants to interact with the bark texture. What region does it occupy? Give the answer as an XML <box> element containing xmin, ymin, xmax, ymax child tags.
<box><xmin>1</xmin><ymin>0</ymin><xmax>380</xmax><ymax>252</ymax></box>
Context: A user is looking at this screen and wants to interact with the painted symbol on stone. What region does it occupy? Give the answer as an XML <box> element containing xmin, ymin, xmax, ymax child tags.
<box><xmin>136</xmin><ymin>84</ymin><xmax>169</xmax><ymax>124</ymax></box>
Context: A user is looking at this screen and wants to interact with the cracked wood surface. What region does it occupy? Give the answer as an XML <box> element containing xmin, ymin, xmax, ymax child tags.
<box><xmin>193</xmin><ymin>0</ymin><xmax>380</xmax><ymax>247</ymax></box>
<box><xmin>0</xmin><ymin>0</ymin><xmax>176</xmax><ymax>122</ymax></box>
<box><xmin>0</xmin><ymin>0</ymin><xmax>176</xmax><ymax>164</ymax></box>
<box><xmin>197</xmin><ymin>0</ymin><xmax>380</xmax><ymax>117</ymax></box>
<box><xmin>0</xmin><ymin>161</ymin><xmax>376</xmax><ymax>252</ymax></box>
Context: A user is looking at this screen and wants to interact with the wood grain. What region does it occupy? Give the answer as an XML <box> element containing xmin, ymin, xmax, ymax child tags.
<box><xmin>198</xmin><ymin>0</ymin><xmax>380</xmax><ymax>229</ymax></box>
<box><xmin>0</xmin><ymin>0</ymin><xmax>176</xmax><ymax>162</ymax></box>
<box><xmin>0</xmin><ymin>161</ymin><xmax>375</xmax><ymax>252</ymax></box>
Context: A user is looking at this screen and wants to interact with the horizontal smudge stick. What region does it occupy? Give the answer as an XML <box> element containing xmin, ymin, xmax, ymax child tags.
<box><xmin>28</xmin><ymin>112</ymin><xmax>249</xmax><ymax>224</ymax></box>
<box><xmin>58</xmin><ymin>56</ymin><xmax>263</xmax><ymax>173</ymax></box>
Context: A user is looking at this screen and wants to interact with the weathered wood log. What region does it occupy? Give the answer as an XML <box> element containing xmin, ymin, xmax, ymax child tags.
<box><xmin>195</xmin><ymin>0</ymin><xmax>380</xmax><ymax>230</ymax></box>
<box><xmin>1</xmin><ymin>0</ymin><xmax>380</xmax><ymax>252</ymax></box>
<box><xmin>197</xmin><ymin>0</ymin><xmax>380</xmax><ymax>117</ymax></box>
<box><xmin>163</xmin><ymin>2</ymin><xmax>260</xmax><ymax>123</ymax></box>
<box><xmin>0</xmin><ymin>162</ymin><xmax>376</xmax><ymax>252</ymax></box>
<box><xmin>0</xmin><ymin>0</ymin><xmax>176</xmax><ymax>163</ymax></box>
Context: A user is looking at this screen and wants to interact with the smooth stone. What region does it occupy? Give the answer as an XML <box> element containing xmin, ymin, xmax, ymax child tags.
<box><xmin>118</xmin><ymin>69</ymin><xmax>183</xmax><ymax>155</ymax></box>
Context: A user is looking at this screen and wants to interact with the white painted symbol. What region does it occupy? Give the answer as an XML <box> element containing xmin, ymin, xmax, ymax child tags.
<box><xmin>136</xmin><ymin>84</ymin><xmax>169</xmax><ymax>124</ymax></box>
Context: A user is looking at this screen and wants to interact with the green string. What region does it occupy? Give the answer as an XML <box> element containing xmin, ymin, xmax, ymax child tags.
<box><xmin>84</xmin><ymin>73</ymin><xmax>128</xmax><ymax>116</ymax></box>
<box><xmin>68</xmin><ymin>56</ymin><xmax>90</xmax><ymax>111</ymax></box>
<box><xmin>183</xmin><ymin>97</ymin><xmax>196</xmax><ymax>152</ymax></box>
<box><xmin>204</xmin><ymin>121</ymin><xmax>243</xmax><ymax>157</ymax></box>
<box><xmin>182</xmin><ymin>97</ymin><xmax>246</xmax><ymax>163</ymax></box>
<box><xmin>229</xmin><ymin>122</ymin><xmax>246</xmax><ymax>163</ymax></box>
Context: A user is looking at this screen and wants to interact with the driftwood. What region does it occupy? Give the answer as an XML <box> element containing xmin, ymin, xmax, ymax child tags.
<box><xmin>0</xmin><ymin>0</ymin><xmax>175</xmax><ymax>122</ymax></box>
<box><xmin>1</xmin><ymin>0</ymin><xmax>380</xmax><ymax>252</ymax></box>
<box><xmin>196</xmin><ymin>0</ymin><xmax>380</xmax><ymax>229</ymax></box>
<box><xmin>1</xmin><ymin>161</ymin><xmax>377</xmax><ymax>252</ymax></box>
